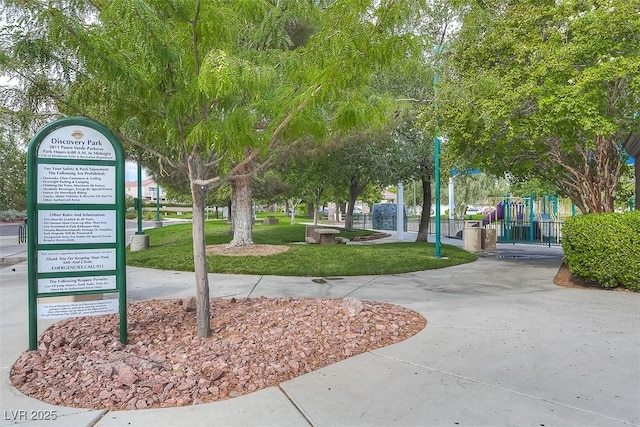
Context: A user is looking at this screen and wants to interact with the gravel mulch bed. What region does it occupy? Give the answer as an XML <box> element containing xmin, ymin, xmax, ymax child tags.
<box><xmin>350</xmin><ymin>232</ymin><xmax>392</xmax><ymax>241</ymax></box>
<box><xmin>12</xmin><ymin>297</ymin><xmax>426</xmax><ymax>410</ymax></box>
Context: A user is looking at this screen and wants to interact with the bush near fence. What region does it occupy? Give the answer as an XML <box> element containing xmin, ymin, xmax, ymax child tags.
<box><xmin>562</xmin><ymin>211</ymin><xmax>640</xmax><ymax>291</ymax></box>
<box><xmin>0</xmin><ymin>210</ymin><xmax>27</xmax><ymax>222</ymax></box>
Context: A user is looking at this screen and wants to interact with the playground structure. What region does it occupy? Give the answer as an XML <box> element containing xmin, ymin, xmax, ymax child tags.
<box><xmin>371</xmin><ymin>203</ymin><xmax>408</xmax><ymax>232</ymax></box>
<box><xmin>478</xmin><ymin>194</ymin><xmax>568</xmax><ymax>245</ymax></box>
<box><xmin>351</xmin><ymin>194</ymin><xmax>588</xmax><ymax>247</ymax></box>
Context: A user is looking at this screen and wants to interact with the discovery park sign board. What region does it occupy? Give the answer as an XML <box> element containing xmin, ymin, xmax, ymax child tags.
<box><xmin>27</xmin><ymin>117</ymin><xmax>127</xmax><ymax>350</ymax></box>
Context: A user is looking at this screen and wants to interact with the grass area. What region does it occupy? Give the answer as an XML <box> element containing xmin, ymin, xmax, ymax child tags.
<box><xmin>162</xmin><ymin>212</ymin><xmax>193</xmax><ymax>219</ymax></box>
<box><xmin>126</xmin><ymin>220</ymin><xmax>476</xmax><ymax>276</ymax></box>
<box><xmin>466</xmin><ymin>214</ymin><xmax>487</xmax><ymax>221</ymax></box>
<box><xmin>126</xmin><ymin>210</ymin><xmax>194</xmax><ymax>220</ymax></box>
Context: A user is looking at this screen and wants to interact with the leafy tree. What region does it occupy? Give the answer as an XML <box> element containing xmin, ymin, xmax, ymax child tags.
<box><xmin>612</xmin><ymin>161</ymin><xmax>636</xmax><ymax>211</ymax></box>
<box><xmin>390</xmin><ymin>110</ymin><xmax>435</xmax><ymax>240</ymax></box>
<box><xmin>253</xmin><ymin>171</ymin><xmax>290</xmax><ymax>207</ymax></box>
<box><xmin>278</xmin><ymin>144</ymin><xmax>340</xmax><ymax>225</ymax></box>
<box><xmin>0</xmin><ymin>77</ymin><xmax>44</xmax><ymax>212</ymax></box>
<box><xmin>443</xmin><ymin>0</ymin><xmax>640</xmax><ymax>213</ymax></box>
<box><xmin>2</xmin><ymin>0</ymin><xmax>429</xmax><ymax>337</ymax></box>
<box><xmin>508</xmin><ymin>177</ymin><xmax>560</xmax><ymax>199</ymax></box>
<box><xmin>449</xmin><ymin>172</ymin><xmax>510</xmax><ymax>214</ymax></box>
<box><xmin>359</xmin><ymin>183</ymin><xmax>385</xmax><ymax>209</ymax></box>
<box><xmin>0</xmin><ymin>130</ymin><xmax>26</xmax><ymax>211</ymax></box>
<box><xmin>322</xmin><ymin>124</ymin><xmax>410</xmax><ymax>230</ymax></box>
<box><xmin>368</xmin><ymin>0</ymin><xmax>458</xmax><ymax>241</ymax></box>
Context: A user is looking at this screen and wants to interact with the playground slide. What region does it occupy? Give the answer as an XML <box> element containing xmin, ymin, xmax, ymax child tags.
<box><xmin>481</xmin><ymin>201</ymin><xmax>529</xmax><ymax>225</ymax></box>
<box><xmin>482</xmin><ymin>202</ymin><xmax>505</xmax><ymax>226</ymax></box>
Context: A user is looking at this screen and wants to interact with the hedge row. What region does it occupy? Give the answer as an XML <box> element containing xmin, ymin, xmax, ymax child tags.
<box><xmin>0</xmin><ymin>210</ymin><xmax>27</xmax><ymax>222</ymax></box>
<box><xmin>562</xmin><ymin>211</ymin><xmax>640</xmax><ymax>291</ymax></box>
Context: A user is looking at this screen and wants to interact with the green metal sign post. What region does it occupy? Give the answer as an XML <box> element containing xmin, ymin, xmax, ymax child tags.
<box><xmin>136</xmin><ymin>158</ymin><xmax>143</xmax><ymax>235</ymax></box>
<box><xmin>433</xmin><ymin>44</ymin><xmax>443</xmax><ymax>259</ymax></box>
<box><xmin>26</xmin><ymin>117</ymin><xmax>127</xmax><ymax>351</ymax></box>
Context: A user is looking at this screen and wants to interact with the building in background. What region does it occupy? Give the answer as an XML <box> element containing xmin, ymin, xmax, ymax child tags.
<box><xmin>124</xmin><ymin>178</ymin><xmax>167</xmax><ymax>202</ymax></box>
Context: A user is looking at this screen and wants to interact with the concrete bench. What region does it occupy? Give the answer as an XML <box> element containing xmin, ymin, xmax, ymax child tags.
<box><xmin>335</xmin><ymin>236</ymin><xmax>350</xmax><ymax>245</ymax></box>
<box><xmin>314</xmin><ymin>228</ymin><xmax>339</xmax><ymax>244</ymax></box>
<box><xmin>263</xmin><ymin>216</ymin><xmax>279</xmax><ymax>225</ymax></box>
<box><xmin>305</xmin><ymin>225</ymin><xmax>343</xmax><ymax>244</ymax></box>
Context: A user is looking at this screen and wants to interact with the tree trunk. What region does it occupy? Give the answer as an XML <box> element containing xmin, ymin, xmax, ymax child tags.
<box><xmin>190</xmin><ymin>181</ymin><xmax>211</xmax><ymax>338</ymax></box>
<box><xmin>314</xmin><ymin>190</ymin><xmax>321</xmax><ymax>226</ymax></box>
<box><xmin>337</xmin><ymin>201</ymin><xmax>346</xmax><ymax>223</ymax></box>
<box><xmin>229</xmin><ymin>173</ymin><xmax>254</xmax><ymax>246</ymax></box>
<box><xmin>227</xmin><ymin>199</ymin><xmax>233</xmax><ymax>234</ymax></box>
<box><xmin>345</xmin><ymin>177</ymin><xmax>365</xmax><ymax>230</ymax></box>
<box><xmin>548</xmin><ymin>134</ymin><xmax>621</xmax><ymax>213</ymax></box>
<box><xmin>416</xmin><ymin>175</ymin><xmax>432</xmax><ymax>242</ymax></box>
<box><xmin>288</xmin><ymin>198</ymin><xmax>299</xmax><ymax>224</ymax></box>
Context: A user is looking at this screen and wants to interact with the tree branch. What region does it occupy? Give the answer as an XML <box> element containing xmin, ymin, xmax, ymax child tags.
<box><xmin>117</xmin><ymin>134</ymin><xmax>186</xmax><ymax>172</ymax></box>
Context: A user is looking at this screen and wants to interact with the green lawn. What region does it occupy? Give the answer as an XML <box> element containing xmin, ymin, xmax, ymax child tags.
<box><xmin>126</xmin><ymin>220</ymin><xmax>477</xmax><ymax>276</ymax></box>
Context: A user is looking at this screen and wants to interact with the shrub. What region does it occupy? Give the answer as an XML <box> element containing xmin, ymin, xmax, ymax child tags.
<box><xmin>0</xmin><ymin>210</ymin><xmax>27</xmax><ymax>222</ymax></box>
<box><xmin>562</xmin><ymin>211</ymin><xmax>640</xmax><ymax>291</ymax></box>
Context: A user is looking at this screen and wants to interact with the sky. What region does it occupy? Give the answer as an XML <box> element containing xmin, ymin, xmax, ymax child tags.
<box><xmin>124</xmin><ymin>161</ymin><xmax>149</xmax><ymax>182</ymax></box>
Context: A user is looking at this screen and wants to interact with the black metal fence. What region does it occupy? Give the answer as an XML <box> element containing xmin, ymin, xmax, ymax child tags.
<box><xmin>350</xmin><ymin>215</ymin><xmax>465</xmax><ymax>237</ymax></box>
<box><xmin>18</xmin><ymin>224</ymin><xmax>27</xmax><ymax>244</ymax></box>
<box><xmin>350</xmin><ymin>214</ymin><xmax>563</xmax><ymax>246</ymax></box>
<box><xmin>493</xmin><ymin>219</ymin><xmax>563</xmax><ymax>246</ymax></box>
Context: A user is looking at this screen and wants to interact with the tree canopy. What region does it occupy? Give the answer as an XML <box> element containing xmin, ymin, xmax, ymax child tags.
<box><xmin>1</xmin><ymin>0</ymin><xmax>430</xmax><ymax>337</ymax></box>
<box><xmin>442</xmin><ymin>0</ymin><xmax>640</xmax><ymax>213</ymax></box>
<box><xmin>0</xmin><ymin>128</ymin><xmax>26</xmax><ymax>211</ymax></box>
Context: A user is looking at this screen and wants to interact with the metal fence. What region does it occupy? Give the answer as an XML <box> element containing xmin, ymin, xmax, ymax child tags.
<box><xmin>350</xmin><ymin>214</ymin><xmax>563</xmax><ymax>246</ymax></box>
<box><xmin>492</xmin><ymin>219</ymin><xmax>563</xmax><ymax>246</ymax></box>
<box><xmin>18</xmin><ymin>224</ymin><xmax>27</xmax><ymax>244</ymax></box>
<box><xmin>350</xmin><ymin>215</ymin><xmax>465</xmax><ymax>237</ymax></box>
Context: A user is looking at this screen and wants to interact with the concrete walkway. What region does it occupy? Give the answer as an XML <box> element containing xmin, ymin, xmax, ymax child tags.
<box><xmin>1</xmin><ymin>232</ymin><xmax>638</xmax><ymax>427</ymax></box>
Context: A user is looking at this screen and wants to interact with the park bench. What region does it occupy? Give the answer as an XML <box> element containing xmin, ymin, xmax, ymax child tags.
<box><xmin>263</xmin><ymin>216</ymin><xmax>279</xmax><ymax>225</ymax></box>
<box><xmin>305</xmin><ymin>225</ymin><xmax>342</xmax><ymax>244</ymax></box>
<box><xmin>335</xmin><ymin>236</ymin><xmax>350</xmax><ymax>245</ymax></box>
<box><xmin>314</xmin><ymin>228</ymin><xmax>339</xmax><ymax>244</ymax></box>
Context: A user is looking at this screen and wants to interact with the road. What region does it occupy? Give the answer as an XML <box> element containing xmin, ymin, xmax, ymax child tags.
<box><xmin>0</xmin><ymin>220</ymin><xmax>171</xmax><ymax>241</ymax></box>
<box><xmin>0</xmin><ymin>223</ymin><xmax>23</xmax><ymax>237</ymax></box>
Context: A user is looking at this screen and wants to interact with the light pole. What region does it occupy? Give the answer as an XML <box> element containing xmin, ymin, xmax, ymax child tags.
<box><xmin>397</xmin><ymin>182</ymin><xmax>404</xmax><ymax>241</ymax></box>
<box><xmin>433</xmin><ymin>46</ymin><xmax>443</xmax><ymax>258</ymax></box>
<box><xmin>136</xmin><ymin>158</ymin><xmax>143</xmax><ymax>235</ymax></box>
<box><xmin>434</xmin><ymin>136</ymin><xmax>442</xmax><ymax>257</ymax></box>
<box><xmin>130</xmin><ymin>155</ymin><xmax>149</xmax><ymax>251</ymax></box>
<box><xmin>155</xmin><ymin>183</ymin><xmax>162</xmax><ymax>227</ymax></box>
<box><xmin>448</xmin><ymin>177</ymin><xmax>455</xmax><ymax>220</ymax></box>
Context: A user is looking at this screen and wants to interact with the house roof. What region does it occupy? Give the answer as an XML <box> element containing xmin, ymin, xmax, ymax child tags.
<box><xmin>625</xmin><ymin>134</ymin><xmax>640</xmax><ymax>157</ymax></box>
<box><xmin>124</xmin><ymin>178</ymin><xmax>155</xmax><ymax>188</ymax></box>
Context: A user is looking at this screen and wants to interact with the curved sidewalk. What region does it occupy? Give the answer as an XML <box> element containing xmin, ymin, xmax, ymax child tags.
<box><xmin>1</xmin><ymin>237</ymin><xmax>638</xmax><ymax>426</ymax></box>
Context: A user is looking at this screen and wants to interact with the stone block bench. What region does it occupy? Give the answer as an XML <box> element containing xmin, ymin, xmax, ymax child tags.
<box><xmin>335</xmin><ymin>236</ymin><xmax>350</xmax><ymax>245</ymax></box>
<box><xmin>263</xmin><ymin>216</ymin><xmax>280</xmax><ymax>225</ymax></box>
<box><xmin>314</xmin><ymin>228</ymin><xmax>339</xmax><ymax>244</ymax></box>
<box><xmin>305</xmin><ymin>225</ymin><xmax>341</xmax><ymax>244</ymax></box>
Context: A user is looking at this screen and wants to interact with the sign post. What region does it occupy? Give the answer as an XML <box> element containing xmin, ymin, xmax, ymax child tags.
<box><xmin>27</xmin><ymin>117</ymin><xmax>127</xmax><ymax>350</ymax></box>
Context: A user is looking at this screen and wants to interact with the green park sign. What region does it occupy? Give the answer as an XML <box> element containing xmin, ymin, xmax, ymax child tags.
<box><xmin>26</xmin><ymin>117</ymin><xmax>127</xmax><ymax>350</ymax></box>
